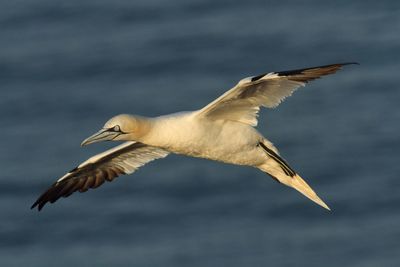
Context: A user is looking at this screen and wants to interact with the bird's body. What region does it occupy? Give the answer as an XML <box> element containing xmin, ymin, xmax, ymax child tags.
<box><xmin>32</xmin><ymin>63</ymin><xmax>357</xmax><ymax>211</ymax></box>
<box><xmin>144</xmin><ymin>112</ymin><xmax>265</xmax><ymax>166</ymax></box>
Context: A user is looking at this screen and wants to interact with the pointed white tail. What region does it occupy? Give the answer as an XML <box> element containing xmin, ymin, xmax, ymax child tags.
<box><xmin>259</xmin><ymin>164</ymin><xmax>330</xmax><ymax>210</ymax></box>
<box><xmin>289</xmin><ymin>174</ymin><xmax>330</xmax><ymax>210</ymax></box>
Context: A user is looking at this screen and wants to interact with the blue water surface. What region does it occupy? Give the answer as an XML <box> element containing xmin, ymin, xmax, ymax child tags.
<box><xmin>1</xmin><ymin>0</ymin><xmax>400</xmax><ymax>266</ymax></box>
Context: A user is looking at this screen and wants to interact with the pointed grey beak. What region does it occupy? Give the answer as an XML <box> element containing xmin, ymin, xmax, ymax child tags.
<box><xmin>81</xmin><ymin>129</ymin><xmax>120</xmax><ymax>146</ymax></box>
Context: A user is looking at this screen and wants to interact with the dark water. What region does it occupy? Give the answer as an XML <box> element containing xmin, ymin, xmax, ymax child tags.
<box><xmin>1</xmin><ymin>0</ymin><xmax>400</xmax><ymax>266</ymax></box>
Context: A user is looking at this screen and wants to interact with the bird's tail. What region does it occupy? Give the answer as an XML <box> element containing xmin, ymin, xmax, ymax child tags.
<box><xmin>257</xmin><ymin>142</ymin><xmax>330</xmax><ymax>210</ymax></box>
<box><xmin>260</xmin><ymin>162</ymin><xmax>330</xmax><ymax>210</ymax></box>
<box><xmin>287</xmin><ymin>173</ymin><xmax>330</xmax><ymax>210</ymax></box>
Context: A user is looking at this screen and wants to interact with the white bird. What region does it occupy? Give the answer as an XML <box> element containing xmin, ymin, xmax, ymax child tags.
<box><xmin>32</xmin><ymin>63</ymin><xmax>356</xmax><ymax>211</ymax></box>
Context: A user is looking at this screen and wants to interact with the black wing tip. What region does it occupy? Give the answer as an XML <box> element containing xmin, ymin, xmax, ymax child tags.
<box><xmin>251</xmin><ymin>73</ymin><xmax>267</xmax><ymax>82</ymax></box>
<box><xmin>331</xmin><ymin>62</ymin><xmax>360</xmax><ymax>68</ymax></box>
<box><xmin>30</xmin><ymin>170</ymin><xmax>122</xmax><ymax>212</ymax></box>
<box><xmin>275</xmin><ymin>62</ymin><xmax>359</xmax><ymax>77</ymax></box>
<box><xmin>30</xmin><ymin>181</ymin><xmax>64</xmax><ymax>212</ymax></box>
<box><xmin>341</xmin><ymin>62</ymin><xmax>360</xmax><ymax>65</ymax></box>
<box><xmin>250</xmin><ymin>62</ymin><xmax>359</xmax><ymax>82</ymax></box>
<box><xmin>30</xmin><ymin>201</ymin><xmax>45</xmax><ymax>211</ymax></box>
<box><xmin>30</xmin><ymin>205</ymin><xmax>44</xmax><ymax>212</ymax></box>
<box><xmin>30</xmin><ymin>202</ymin><xmax>39</xmax><ymax>210</ymax></box>
<box><xmin>31</xmin><ymin>193</ymin><xmax>50</xmax><ymax>211</ymax></box>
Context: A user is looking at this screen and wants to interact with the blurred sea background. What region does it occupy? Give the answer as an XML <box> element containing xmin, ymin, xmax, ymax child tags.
<box><xmin>1</xmin><ymin>0</ymin><xmax>400</xmax><ymax>266</ymax></box>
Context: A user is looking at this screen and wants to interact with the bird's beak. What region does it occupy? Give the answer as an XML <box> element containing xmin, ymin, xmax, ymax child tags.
<box><xmin>81</xmin><ymin>129</ymin><xmax>120</xmax><ymax>146</ymax></box>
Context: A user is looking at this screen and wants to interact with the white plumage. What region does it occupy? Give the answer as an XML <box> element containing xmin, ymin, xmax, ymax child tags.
<box><xmin>32</xmin><ymin>63</ymin><xmax>357</xmax><ymax>211</ymax></box>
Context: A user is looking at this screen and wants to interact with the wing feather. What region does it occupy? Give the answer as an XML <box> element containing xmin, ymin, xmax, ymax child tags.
<box><xmin>197</xmin><ymin>63</ymin><xmax>357</xmax><ymax>126</ymax></box>
<box><xmin>31</xmin><ymin>141</ymin><xmax>169</xmax><ymax>211</ymax></box>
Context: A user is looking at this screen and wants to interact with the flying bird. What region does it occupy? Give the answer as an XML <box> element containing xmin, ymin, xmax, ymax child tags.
<box><xmin>32</xmin><ymin>63</ymin><xmax>357</xmax><ymax>211</ymax></box>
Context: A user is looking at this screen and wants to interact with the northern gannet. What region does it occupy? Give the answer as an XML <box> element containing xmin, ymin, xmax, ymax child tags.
<box><xmin>32</xmin><ymin>63</ymin><xmax>357</xmax><ymax>211</ymax></box>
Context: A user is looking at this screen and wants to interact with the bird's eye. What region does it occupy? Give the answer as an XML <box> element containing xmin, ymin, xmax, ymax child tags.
<box><xmin>112</xmin><ymin>125</ymin><xmax>120</xmax><ymax>132</ymax></box>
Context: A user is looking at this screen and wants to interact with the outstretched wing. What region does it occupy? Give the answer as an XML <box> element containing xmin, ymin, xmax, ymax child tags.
<box><xmin>196</xmin><ymin>63</ymin><xmax>357</xmax><ymax>126</ymax></box>
<box><xmin>31</xmin><ymin>141</ymin><xmax>169</xmax><ymax>211</ymax></box>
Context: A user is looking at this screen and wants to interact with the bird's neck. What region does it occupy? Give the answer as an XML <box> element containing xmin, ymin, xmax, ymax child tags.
<box><xmin>133</xmin><ymin>116</ymin><xmax>153</xmax><ymax>140</ymax></box>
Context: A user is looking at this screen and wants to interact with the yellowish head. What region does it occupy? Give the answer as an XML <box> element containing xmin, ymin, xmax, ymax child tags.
<box><xmin>81</xmin><ymin>114</ymin><xmax>151</xmax><ymax>146</ymax></box>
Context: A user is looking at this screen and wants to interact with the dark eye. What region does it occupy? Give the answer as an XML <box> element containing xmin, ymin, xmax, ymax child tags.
<box><xmin>112</xmin><ymin>125</ymin><xmax>120</xmax><ymax>132</ymax></box>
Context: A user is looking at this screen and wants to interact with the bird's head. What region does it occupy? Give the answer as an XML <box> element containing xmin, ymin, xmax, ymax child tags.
<box><xmin>81</xmin><ymin>114</ymin><xmax>151</xmax><ymax>146</ymax></box>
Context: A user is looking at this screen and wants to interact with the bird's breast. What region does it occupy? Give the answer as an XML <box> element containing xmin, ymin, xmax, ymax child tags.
<box><xmin>143</xmin><ymin>115</ymin><xmax>264</xmax><ymax>166</ymax></box>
